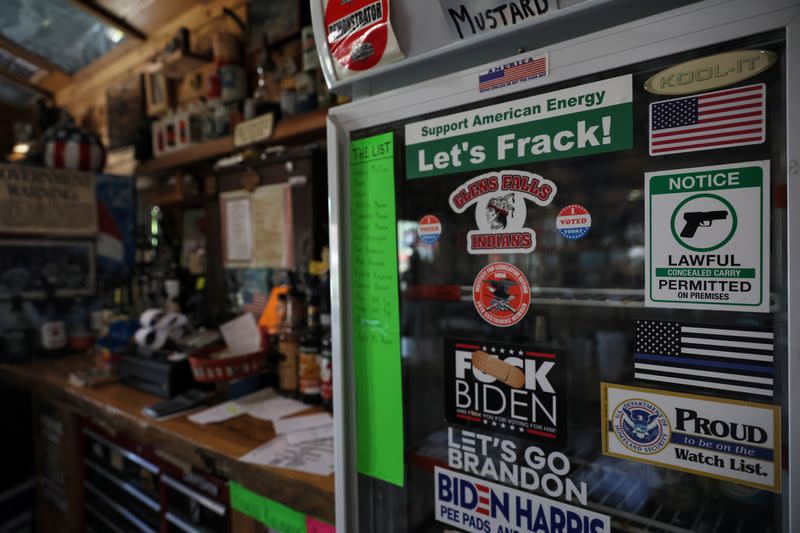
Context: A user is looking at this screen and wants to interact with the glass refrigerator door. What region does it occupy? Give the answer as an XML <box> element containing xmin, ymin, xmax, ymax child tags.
<box><xmin>332</xmin><ymin>10</ymin><xmax>797</xmax><ymax>532</ymax></box>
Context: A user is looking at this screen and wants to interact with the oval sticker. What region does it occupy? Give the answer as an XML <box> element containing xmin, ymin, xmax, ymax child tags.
<box><xmin>644</xmin><ymin>50</ymin><xmax>776</xmax><ymax>96</ymax></box>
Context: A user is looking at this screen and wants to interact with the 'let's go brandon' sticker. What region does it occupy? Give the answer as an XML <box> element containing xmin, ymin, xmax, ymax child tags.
<box><xmin>404</xmin><ymin>75</ymin><xmax>632</xmax><ymax>179</ymax></box>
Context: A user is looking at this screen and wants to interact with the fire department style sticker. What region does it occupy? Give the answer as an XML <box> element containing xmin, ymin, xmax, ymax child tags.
<box><xmin>556</xmin><ymin>204</ymin><xmax>591</xmax><ymax>240</ymax></box>
<box><xmin>449</xmin><ymin>170</ymin><xmax>557</xmax><ymax>254</ymax></box>
<box><xmin>417</xmin><ymin>214</ymin><xmax>442</xmax><ymax>244</ymax></box>
<box><xmin>601</xmin><ymin>383</ymin><xmax>781</xmax><ymax>492</ymax></box>
<box><xmin>435</xmin><ymin>467</ymin><xmax>611</xmax><ymax>533</ymax></box>
<box><xmin>472</xmin><ymin>262</ymin><xmax>530</xmax><ymax>327</ymax></box>
<box><xmin>645</xmin><ymin>161</ymin><xmax>769</xmax><ymax>312</ymax></box>
<box><xmin>444</xmin><ymin>339</ymin><xmax>565</xmax><ymax>444</ymax></box>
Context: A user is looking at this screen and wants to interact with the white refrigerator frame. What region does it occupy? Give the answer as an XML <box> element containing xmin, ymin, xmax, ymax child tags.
<box><xmin>326</xmin><ymin>0</ymin><xmax>800</xmax><ymax>530</ymax></box>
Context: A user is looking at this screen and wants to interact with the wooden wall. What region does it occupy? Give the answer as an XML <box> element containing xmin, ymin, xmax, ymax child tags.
<box><xmin>55</xmin><ymin>0</ymin><xmax>247</xmax><ymax>146</ymax></box>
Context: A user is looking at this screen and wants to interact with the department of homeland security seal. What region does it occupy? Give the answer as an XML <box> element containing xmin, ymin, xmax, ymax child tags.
<box><xmin>472</xmin><ymin>262</ymin><xmax>530</xmax><ymax>327</ymax></box>
<box><xmin>612</xmin><ymin>398</ymin><xmax>671</xmax><ymax>455</ymax></box>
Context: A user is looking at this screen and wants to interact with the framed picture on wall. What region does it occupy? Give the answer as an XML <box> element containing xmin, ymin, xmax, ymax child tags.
<box><xmin>247</xmin><ymin>0</ymin><xmax>301</xmax><ymax>50</ymax></box>
<box><xmin>106</xmin><ymin>74</ymin><xmax>145</xmax><ymax>149</ymax></box>
<box><xmin>144</xmin><ymin>70</ymin><xmax>169</xmax><ymax>117</ymax></box>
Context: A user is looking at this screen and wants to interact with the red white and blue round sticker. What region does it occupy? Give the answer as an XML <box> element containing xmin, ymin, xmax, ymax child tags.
<box><xmin>556</xmin><ymin>204</ymin><xmax>592</xmax><ymax>240</ymax></box>
<box><xmin>417</xmin><ymin>214</ymin><xmax>442</xmax><ymax>244</ymax></box>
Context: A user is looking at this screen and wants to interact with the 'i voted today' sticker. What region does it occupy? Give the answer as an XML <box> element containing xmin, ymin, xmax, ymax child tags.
<box><xmin>418</xmin><ymin>214</ymin><xmax>442</xmax><ymax>244</ymax></box>
<box><xmin>556</xmin><ymin>204</ymin><xmax>592</xmax><ymax>240</ymax></box>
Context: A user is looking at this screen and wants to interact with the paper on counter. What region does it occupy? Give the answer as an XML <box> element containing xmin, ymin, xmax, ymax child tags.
<box><xmin>286</xmin><ymin>424</ymin><xmax>334</xmax><ymax>445</ymax></box>
<box><xmin>242</xmin><ymin>395</ymin><xmax>308</xmax><ymax>422</ymax></box>
<box><xmin>240</xmin><ymin>436</ymin><xmax>334</xmax><ymax>476</ymax></box>
<box><xmin>219</xmin><ymin>313</ymin><xmax>262</xmax><ymax>356</ymax></box>
<box><xmin>274</xmin><ymin>413</ymin><xmax>333</xmax><ymax>435</ymax></box>
<box><xmin>188</xmin><ymin>401</ymin><xmax>244</xmax><ymax>425</ymax></box>
<box><xmin>188</xmin><ymin>389</ymin><xmax>306</xmax><ymax>425</ymax></box>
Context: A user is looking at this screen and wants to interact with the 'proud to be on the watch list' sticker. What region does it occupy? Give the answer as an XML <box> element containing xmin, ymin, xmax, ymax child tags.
<box><xmin>556</xmin><ymin>204</ymin><xmax>591</xmax><ymax>240</ymax></box>
<box><xmin>417</xmin><ymin>214</ymin><xmax>442</xmax><ymax>244</ymax></box>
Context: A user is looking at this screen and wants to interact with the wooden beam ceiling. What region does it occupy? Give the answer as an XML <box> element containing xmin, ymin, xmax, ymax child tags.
<box><xmin>0</xmin><ymin>36</ymin><xmax>69</xmax><ymax>78</ymax></box>
<box><xmin>68</xmin><ymin>0</ymin><xmax>148</xmax><ymax>41</ymax></box>
<box><xmin>0</xmin><ymin>67</ymin><xmax>53</xmax><ymax>99</ymax></box>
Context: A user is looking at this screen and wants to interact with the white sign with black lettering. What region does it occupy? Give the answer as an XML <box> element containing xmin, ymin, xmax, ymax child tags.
<box><xmin>645</xmin><ymin>161</ymin><xmax>770</xmax><ymax>312</ymax></box>
<box><xmin>439</xmin><ymin>0</ymin><xmax>558</xmax><ymax>40</ymax></box>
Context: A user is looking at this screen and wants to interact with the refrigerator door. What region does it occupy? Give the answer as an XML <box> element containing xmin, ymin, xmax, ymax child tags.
<box><xmin>328</xmin><ymin>2</ymin><xmax>800</xmax><ymax>532</ymax></box>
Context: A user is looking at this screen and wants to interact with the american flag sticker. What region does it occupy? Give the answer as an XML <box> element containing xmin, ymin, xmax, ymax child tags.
<box><xmin>634</xmin><ymin>320</ymin><xmax>774</xmax><ymax>397</ymax></box>
<box><xmin>649</xmin><ymin>83</ymin><xmax>766</xmax><ymax>156</ymax></box>
<box><xmin>478</xmin><ymin>53</ymin><xmax>548</xmax><ymax>93</ymax></box>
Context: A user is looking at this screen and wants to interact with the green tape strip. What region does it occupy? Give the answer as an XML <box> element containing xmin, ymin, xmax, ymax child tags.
<box><xmin>229</xmin><ymin>481</ymin><xmax>307</xmax><ymax>533</ymax></box>
<box><xmin>349</xmin><ymin>132</ymin><xmax>405</xmax><ymax>487</ymax></box>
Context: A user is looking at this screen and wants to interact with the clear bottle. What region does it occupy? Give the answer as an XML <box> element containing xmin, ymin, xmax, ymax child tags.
<box><xmin>277</xmin><ymin>296</ymin><xmax>300</xmax><ymax>395</ymax></box>
<box><xmin>3</xmin><ymin>295</ymin><xmax>34</xmax><ymax>362</ymax></box>
<box><xmin>298</xmin><ymin>303</ymin><xmax>321</xmax><ymax>404</ymax></box>
<box><xmin>40</xmin><ymin>283</ymin><xmax>66</xmax><ymax>355</ymax></box>
<box><xmin>318</xmin><ymin>270</ymin><xmax>333</xmax><ymax>411</ymax></box>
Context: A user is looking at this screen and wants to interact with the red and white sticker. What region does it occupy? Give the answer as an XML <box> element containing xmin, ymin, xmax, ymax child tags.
<box><xmin>472</xmin><ymin>262</ymin><xmax>530</xmax><ymax>327</ymax></box>
<box><xmin>449</xmin><ymin>170</ymin><xmax>557</xmax><ymax>254</ymax></box>
<box><xmin>417</xmin><ymin>214</ymin><xmax>442</xmax><ymax>244</ymax></box>
<box><xmin>556</xmin><ymin>204</ymin><xmax>592</xmax><ymax>240</ymax></box>
<box><xmin>323</xmin><ymin>0</ymin><xmax>403</xmax><ymax>78</ymax></box>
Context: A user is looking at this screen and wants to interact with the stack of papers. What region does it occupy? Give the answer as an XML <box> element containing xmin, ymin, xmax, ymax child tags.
<box><xmin>240</xmin><ymin>435</ymin><xmax>334</xmax><ymax>476</ymax></box>
<box><xmin>187</xmin><ymin>389</ymin><xmax>307</xmax><ymax>425</ymax></box>
<box><xmin>188</xmin><ymin>388</ymin><xmax>336</xmax><ymax>476</ymax></box>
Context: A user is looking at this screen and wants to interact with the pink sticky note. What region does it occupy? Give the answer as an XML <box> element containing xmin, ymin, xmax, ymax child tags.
<box><xmin>306</xmin><ymin>516</ymin><xmax>335</xmax><ymax>533</ymax></box>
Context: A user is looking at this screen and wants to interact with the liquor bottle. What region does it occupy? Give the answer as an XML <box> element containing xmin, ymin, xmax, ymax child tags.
<box><xmin>318</xmin><ymin>271</ymin><xmax>333</xmax><ymax>411</ymax></box>
<box><xmin>40</xmin><ymin>281</ymin><xmax>66</xmax><ymax>355</ymax></box>
<box><xmin>277</xmin><ymin>295</ymin><xmax>300</xmax><ymax>396</ymax></box>
<box><xmin>319</xmin><ymin>326</ymin><xmax>333</xmax><ymax>412</ymax></box>
<box><xmin>3</xmin><ymin>295</ymin><xmax>34</xmax><ymax>362</ymax></box>
<box><xmin>298</xmin><ymin>303</ymin><xmax>321</xmax><ymax>404</ymax></box>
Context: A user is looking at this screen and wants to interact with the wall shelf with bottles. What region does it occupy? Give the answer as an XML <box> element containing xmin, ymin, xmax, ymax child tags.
<box><xmin>136</xmin><ymin>108</ymin><xmax>329</xmax><ymax>176</ymax></box>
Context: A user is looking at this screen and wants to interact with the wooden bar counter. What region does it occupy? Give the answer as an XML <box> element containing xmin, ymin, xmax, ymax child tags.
<box><xmin>0</xmin><ymin>353</ymin><xmax>335</xmax><ymax>525</ymax></box>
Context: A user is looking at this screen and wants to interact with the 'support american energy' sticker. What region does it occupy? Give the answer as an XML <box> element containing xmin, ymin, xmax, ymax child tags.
<box><xmin>449</xmin><ymin>170</ymin><xmax>556</xmax><ymax>254</ymax></box>
<box><xmin>556</xmin><ymin>204</ymin><xmax>591</xmax><ymax>240</ymax></box>
<box><xmin>601</xmin><ymin>383</ymin><xmax>781</xmax><ymax>492</ymax></box>
<box><xmin>472</xmin><ymin>262</ymin><xmax>530</xmax><ymax>327</ymax></box>
<box><xmin>417</xmin><ymin>214</ymin><xmax>442</xmax><ymax>244</ymax></box>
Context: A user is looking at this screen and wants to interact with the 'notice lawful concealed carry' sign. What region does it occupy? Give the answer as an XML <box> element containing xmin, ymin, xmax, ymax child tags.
<box><xmin>404</xmin><ymin>75</ymin><xmax>632</xmax><ymax>179</ymax></box>
<box><xmin>645</xmin><ymin>161</ymin><xmax>770</xmax><ymax>312</ymax></box>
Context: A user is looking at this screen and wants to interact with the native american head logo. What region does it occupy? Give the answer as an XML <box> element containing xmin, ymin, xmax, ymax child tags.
<box><xmin>485</xmin><ymin>193</ymin><xmax>516</xmax><ymax>230</ymax></box>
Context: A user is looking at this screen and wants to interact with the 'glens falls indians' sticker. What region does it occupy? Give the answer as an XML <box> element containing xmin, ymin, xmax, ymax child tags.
<box><xmin>449</xmin><ymin>170</ymin><xmax>557</xmax><ymax>254</ymax></box>
<box><xmin>601</xmin><ymin>383</ymin><xmax>781</xmax><ymax>492</ymax></box>
<box><xmin>472</xmin><ymin>262</ymin><xmax>530</xmax><ymax>327</ymax></box>
<box><xmin>444</xmin><ymin>338</ymin><xmax>565</xmax><ymax>444</ymax></box>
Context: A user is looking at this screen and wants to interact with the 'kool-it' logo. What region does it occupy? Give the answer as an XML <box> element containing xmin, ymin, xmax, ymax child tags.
<box><xmin>450</xmin><ymin>170</ymin><xmax>557</xmax><ymax>254</ymax></box>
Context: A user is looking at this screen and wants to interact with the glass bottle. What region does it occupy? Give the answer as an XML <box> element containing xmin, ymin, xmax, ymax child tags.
<box><xmin>278</xmin><ymin>296</ymin><xmax>300</xmax><ymax>395</ymax></box>
<box><xmin>298</xmin><ymin>303</ymin><xmax>321</xmax><ymax>404</ymax></box>
<box><xmin>318</xmin><ymin>272</ymin><xmax>333</xmax><ymax>411</ymax></box>
<box><xmin>3</xmin><ymin>295</ymin><xmax>33</xmax><ymax>362</ymax></box>
<box><xmin>40</xmin><ymin>283</ymin><xmax>66</xmax><ymax>355</ymax></box>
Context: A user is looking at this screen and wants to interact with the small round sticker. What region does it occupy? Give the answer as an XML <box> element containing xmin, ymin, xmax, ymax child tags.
<box><xmin>472</xmin><ymin>262</ymin><xmax>530</xmax><ymax>327</ymax></box>
<box><xmin>556</xmin><ymin>204</ymin><xmax>592</xmax><ymax>240</ymax></box>
<box><xmin>417</xmin><ymin>214</ymin><xmax>442</xmax><ymax>244</ymax></box>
